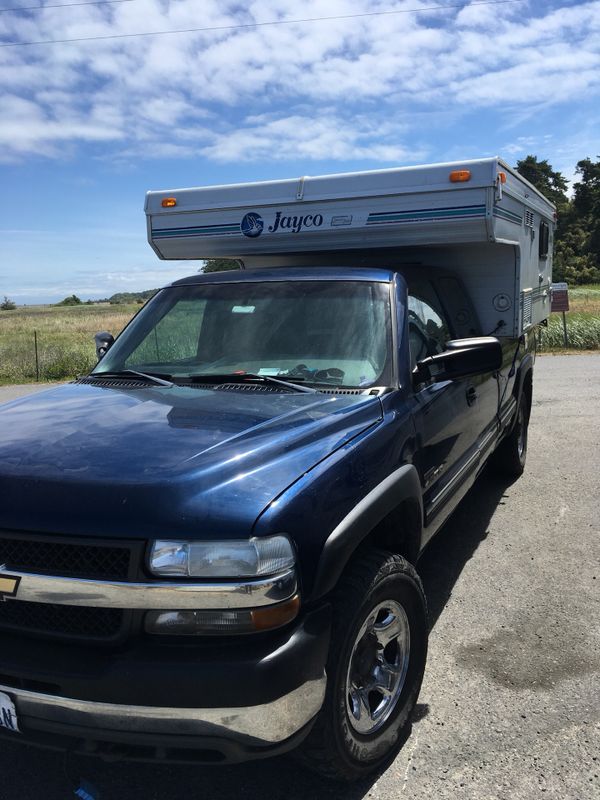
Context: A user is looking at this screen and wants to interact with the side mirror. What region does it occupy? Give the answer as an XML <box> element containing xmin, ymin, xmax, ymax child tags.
<box><xmin>415</xmin><ymin>336</ymin><xmax>502</xmax><ymax>383</ymax></box>
<box><xmin>95</xmin><ymin>331</ymin><xmax>114</xmax><ymax>360</ymax></box>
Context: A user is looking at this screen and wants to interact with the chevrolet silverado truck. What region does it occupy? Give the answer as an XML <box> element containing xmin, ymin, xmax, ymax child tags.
<box><xmin>0</xmin><ymin>159</ymin><xmax>553</xmax><ymax>780</ymax></box>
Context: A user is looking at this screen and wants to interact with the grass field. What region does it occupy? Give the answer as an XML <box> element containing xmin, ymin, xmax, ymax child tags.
<box><xmin>538</xmin><ymin>284</ymin><xmax>600</xmax><ymax>352</ymax></box>
<box><xmin>0</xmin><ymin>303</ymin><xmax>139</xmax><ymax>384</ymax></box>
<box><xmin>0</xmin><ymin>285</ymin><xmax>599</xmax><ymax>384</ymax></box>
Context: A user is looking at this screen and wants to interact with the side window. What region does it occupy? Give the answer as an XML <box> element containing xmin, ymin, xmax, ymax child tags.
<box><xmin>407</xmin><ymin>283</ymin><xmax>451</xmax><ymax>371</ymax></box>
<box><xmin>539</xmin><ymin>221</ymin><xmax>550</xmax><ymax>259</ymax></box>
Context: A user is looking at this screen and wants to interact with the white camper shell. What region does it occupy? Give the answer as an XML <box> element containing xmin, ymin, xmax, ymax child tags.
<box><xmin>145</xmin><ymin>158</ymin><xmax>555</xmax><ymax>338</ymax></box>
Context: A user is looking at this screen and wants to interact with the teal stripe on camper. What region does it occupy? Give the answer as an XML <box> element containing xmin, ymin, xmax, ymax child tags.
<box><xmin>493</xmin><ymin>207</ymin><xmax>522</xmax><ymax>225</ymax></box>
<box><xmin>153</xmin><ymin>223</ymin><xmax>239</xmax><ymax>239</ymax></box>
<box><xmin>366</xmin><ymin>204</ymin><xmax>486</xmax><ymax>225</ymax></box>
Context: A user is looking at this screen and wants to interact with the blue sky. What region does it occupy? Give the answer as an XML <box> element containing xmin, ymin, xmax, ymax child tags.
<box><xmin>1</xmin><ymin>0</ymin><xmax>599</xmax><ymax>304</ymax></box>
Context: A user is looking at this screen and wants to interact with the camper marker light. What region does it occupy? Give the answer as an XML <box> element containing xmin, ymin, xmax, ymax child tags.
<box><xmin>161</xmin><ymin>197</ymin><xmax>177</xmax><ymax>207</ymax></box>
<box><xmin>148</xmin><ymin>535</ymin><xmax>295</xmax><ymax>577</ymax></box>
<box><xmin>498</xmin><ymin>171</ymin><xmax>507</xmax><ymax>183</ymax></box>
<box><xmin>449</xmin><ymin>169</ymin><xmax>471</xmax><ymax>183</ymax></box>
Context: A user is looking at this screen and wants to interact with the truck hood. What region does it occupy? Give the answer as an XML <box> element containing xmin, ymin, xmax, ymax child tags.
<box><xmin>0</xmin><ymin>382</ymin><xmax>382</xmax><ymax>539</ymax></box>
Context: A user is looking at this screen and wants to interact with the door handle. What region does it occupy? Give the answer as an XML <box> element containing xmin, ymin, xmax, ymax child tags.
<box><xmin>466</xmin><ymin>386</ymin><xmax>478</xmax><ymax>406</ymax></box>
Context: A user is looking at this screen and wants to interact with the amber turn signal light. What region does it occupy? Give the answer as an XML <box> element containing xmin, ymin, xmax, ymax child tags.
<box><xmin>449</xmin><ymin>170</ymin><xmax>471</xmax><ymax>183</ymax></box>
<box><xmin>161</xmin><ymin>197</ymin><xmax>177</xmax><ymax>208</ymax></box>
<box><xmin>251</xmin><ymin>595</ymin><xmax>301</xmax><ymax>631</ymax></box>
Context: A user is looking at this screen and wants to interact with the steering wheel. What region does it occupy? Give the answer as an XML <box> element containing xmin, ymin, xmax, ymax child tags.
<box><xmin>288</xmin><ymin>364</ymin><xmax>345</xmax><ymax>384</ymax></box>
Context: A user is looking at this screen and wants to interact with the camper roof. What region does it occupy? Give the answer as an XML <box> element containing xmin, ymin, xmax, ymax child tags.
<box><xmin>145</xmin><ymin>157</ymin><xmax>555</xmax><ymax>262</ymax></box>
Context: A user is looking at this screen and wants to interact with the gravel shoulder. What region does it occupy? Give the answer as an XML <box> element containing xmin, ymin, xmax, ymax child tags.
<box><xmin>0</xmin><ymin>355</ymin><xmax>598</xmax><ymax>800</ymax></box>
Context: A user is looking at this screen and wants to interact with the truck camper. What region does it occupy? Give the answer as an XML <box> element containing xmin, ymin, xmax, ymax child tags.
<box><xmin>147</xmin><ymin>157</ymin><xmax>554</xmax><ymax>337</ymax></box>
<box><xmin>0</xmin><ymin>158</ymin><xmax>553</xmax><ymax>781</ymax></box>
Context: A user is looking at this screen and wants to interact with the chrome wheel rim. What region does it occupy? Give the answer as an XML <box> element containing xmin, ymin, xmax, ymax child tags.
<box><xmin>345</xmin><ymin>600</ymin><xmax>410</xmax><ymax>735</ymax></box>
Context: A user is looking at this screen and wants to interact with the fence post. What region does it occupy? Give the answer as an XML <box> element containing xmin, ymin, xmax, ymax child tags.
<box><xmin>34</xmin><ymin>330</ymin><xmax>40</xmax><ymax>382</ymax></box>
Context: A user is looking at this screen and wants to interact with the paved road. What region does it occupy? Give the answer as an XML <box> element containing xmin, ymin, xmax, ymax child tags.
<box><xmin>0</xmin><ymin>382</ymin><xmax>63</xmax><ymax>403</ymax></box>
<box><xmin>0</xmin><ymin>356</ymin><xmax>598</xmax><ymax>799</ymax></box>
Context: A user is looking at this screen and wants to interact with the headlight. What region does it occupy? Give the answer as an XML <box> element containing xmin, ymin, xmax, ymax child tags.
<box><xmin>148</xmin><ymin>535</ymin><xmax>295</xmax><ymax>578</ymax></box>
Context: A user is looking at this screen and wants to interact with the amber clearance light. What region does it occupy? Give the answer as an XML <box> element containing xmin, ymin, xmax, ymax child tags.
<box><xmin>161</xmin><ymin>197</ymin><xmax>177</xmax><ymax>208</ymax></box>
<box><xmin>450</xmin><ymin>169</ymin><xmax>471</xmax><ymax>183</ymax></box>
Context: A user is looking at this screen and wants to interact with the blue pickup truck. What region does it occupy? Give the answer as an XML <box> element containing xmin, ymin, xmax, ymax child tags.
<box><xmin>0</xmin><ymin>160</ymin><xmax>552</xmax><ymax>780</ymax></box>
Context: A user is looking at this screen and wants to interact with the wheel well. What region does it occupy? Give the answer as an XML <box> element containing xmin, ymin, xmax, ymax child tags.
<box><xmin>363</xmin><ymin>498</ymin><xmax>422</xmax><ymax>565</ymax></box>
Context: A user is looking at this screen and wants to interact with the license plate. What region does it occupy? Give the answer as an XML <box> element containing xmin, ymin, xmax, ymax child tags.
<box><xmin>0</xmin><ymin>691</ymin><xmax>19</xmax><ymax>733</ymax></box>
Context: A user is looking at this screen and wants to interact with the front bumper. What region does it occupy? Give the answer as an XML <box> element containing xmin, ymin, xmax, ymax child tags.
<box><xmin>0</xmin><ymin>675</ymin><xmax>326</xmax><ymax>763</ymax></box>
<box><xmin>0</xmin><ymin>605</ymin><xmax>331</xmax><ymax>762</ymax></box>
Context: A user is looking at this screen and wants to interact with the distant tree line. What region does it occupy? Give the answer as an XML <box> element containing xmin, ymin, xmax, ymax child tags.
<box><xmin>104</xmin><ymin>289</ymin><xmax>159</xmax><ymax>304</ymax></box>
<box><xmin>52</xmin><ymin>289</ymin><xmax>160</xmax><ymax>306</ymax></box>
<box><xmin>202</xmin><ymin>258</ymin><xmax>240</xmax><ymax>273</ymax></box>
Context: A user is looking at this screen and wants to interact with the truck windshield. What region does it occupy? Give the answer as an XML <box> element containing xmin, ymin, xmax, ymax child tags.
<box><xmin>93</xmin><ymin>280</ymin><xmax>392</xmax><ymax>388</ymax></box>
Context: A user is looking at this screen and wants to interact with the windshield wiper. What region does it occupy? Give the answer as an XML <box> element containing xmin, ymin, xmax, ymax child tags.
<box><xmin>189</xmin><ymin>373</ymin><xmax>317</xmax><ymax>394</ymax></box>
<box><xmin>90</xmin><ymin>369</ymin><xmax>174</xmax><ymax>388</ymax></box>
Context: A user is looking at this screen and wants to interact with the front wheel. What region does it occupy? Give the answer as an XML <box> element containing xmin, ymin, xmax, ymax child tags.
<box><xmin>297</xmin><ymin>550</ymin><xmax>428</xmax><ymax>781</ymax></box>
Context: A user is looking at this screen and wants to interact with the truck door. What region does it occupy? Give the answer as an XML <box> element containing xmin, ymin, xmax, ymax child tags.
<box><xmin>406</xmin><ymin>280</ymin><xmax>483</xmax><ymax>532</ymax></box>
<box><xmin>432</xmin><ymin>274</ymin><xmax>501</xmax><ymax>463</ymax></box>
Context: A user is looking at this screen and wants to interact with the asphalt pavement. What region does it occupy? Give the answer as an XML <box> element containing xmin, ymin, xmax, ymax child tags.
<box><xmin>0</xmin><ymin>355</ymin><xmax>598</xmax><ymax>800</ymax></box>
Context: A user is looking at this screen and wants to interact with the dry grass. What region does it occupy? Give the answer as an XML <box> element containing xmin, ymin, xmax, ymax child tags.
<box><xmin>1</xmin><ymin>284</ymin><xmax>599</xmax><ymax>384</ymax></box>
<box><xmin>0</xmin><ymin>303</ymin><xmax>139</xmax><ymax>383</ymax></box>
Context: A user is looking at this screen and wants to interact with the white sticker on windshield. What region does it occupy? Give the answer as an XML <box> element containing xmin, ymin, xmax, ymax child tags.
<box><xmin>258</xmin><ymin>368</ymin><xmax>282</xmax><ymax>376</ymax></box>
<box><xmin>232</xmin><ymin>305</ymin><xmax>255</xmax><ymax>314</ymax></box>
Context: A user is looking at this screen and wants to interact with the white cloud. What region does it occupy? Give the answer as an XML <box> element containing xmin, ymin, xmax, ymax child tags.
<box><xmin>0</xmin><ymin>0</ymin><xmax>599</xmax><ymax>163</ymax></box>
<box><xmin>199</xmin><ymin>112</ymin><xmax>417</xmax><ymax>162</ymax></box>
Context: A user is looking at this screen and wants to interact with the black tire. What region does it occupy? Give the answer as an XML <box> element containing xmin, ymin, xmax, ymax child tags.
<box><xmin>492</xmin><ymin>393</ymin><xmax>530</xmax><ymax>477</ymax></box>
<box><xmin>297</xmin><ymin>549</ymin><xmax>428</xmax><ymax>781</ymax></box>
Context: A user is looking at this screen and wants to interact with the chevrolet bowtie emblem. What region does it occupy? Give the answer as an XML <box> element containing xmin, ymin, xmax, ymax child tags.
<box><xmin>0</xmin><ymin>566</ymin><xmax>20</xmax><ymax>601</ymax></box>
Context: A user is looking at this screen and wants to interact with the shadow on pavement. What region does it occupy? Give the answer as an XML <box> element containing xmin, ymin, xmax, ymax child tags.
<box><xmin>418</xmin><ymin>466</ymin><xmax>518</xmax><ymax>630</ymax></box>
<box><xmin>0</xmin><ymin>469</ymin><xmax>517</xmax><ymax>800</ymax></box>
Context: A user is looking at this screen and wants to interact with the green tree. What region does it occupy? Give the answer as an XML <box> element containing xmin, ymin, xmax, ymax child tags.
<box><xmin>515</xmin><ymin>155</ymin><xmax>569</xmax><ymax>211</ymax></box>
<box><xmin>554</xmin><ymin>225</ymin><xmax>600</xmax><ymax>284</ymax></box>
<box><xmin>572</xmin><ymin>157</ymin><xmax>600</xmax><ymax>268</ymax></box>
<box><xmin>572</xmin><ymin>157</ymin><xmax>600</xmax><ymax>217</ymax></box>
<box><xmin>56</xmin><ymin>294</ymin><xmax>82</xmax><ymax>306</ymax></box>
<box><xmin>202</xmin><ymin>258</ymin><xmax>239</xmax><ymax>273</ymax></box>
<box><xmin>0</xmin><ymin>296</ymin><xmax>16</xmax><ymax>310</ymax></box>
<box><xmin>514</xmin><ymin>155</ymin><xmax>600</xmax><ymax>284</ymax></box>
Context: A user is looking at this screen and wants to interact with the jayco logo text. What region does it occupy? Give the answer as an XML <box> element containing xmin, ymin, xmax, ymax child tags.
<box><xmin>268</xmin><ymin>211</ymin><xmax>324</xmax><ymax>234</ymax></box>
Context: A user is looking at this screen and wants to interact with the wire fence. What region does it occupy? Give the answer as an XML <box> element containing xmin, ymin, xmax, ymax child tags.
<box><xmin>1</xmin><ymin>312</ymin><xmax>599</xmax><ymax>385</ymax></box>
<box><xmin>0</xmin><ymin>331</ymin><xmax>97</xmax><ymax>383</ymax></box>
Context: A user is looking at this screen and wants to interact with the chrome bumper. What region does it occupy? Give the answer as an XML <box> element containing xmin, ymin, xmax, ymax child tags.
<box><xmin>1</xmin><ymin>674</ymin><xmax>326</xmax><ymax>745</ymax></box>
<box><xmin>0</xmin><ymin>567</ymin><xmax>297</xmax><ymax>609</ymax></box>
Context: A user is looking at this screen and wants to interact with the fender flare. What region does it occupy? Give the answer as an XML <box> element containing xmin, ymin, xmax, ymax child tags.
<box><xmin>308</xmin><ymin>464</ymin><xmax>423</xmax><ymax>602</ymax></box>
<box><xmin>511</xmin><ymin>353</ymin><xmax>534</xmax><ymax>425</ymax></box>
